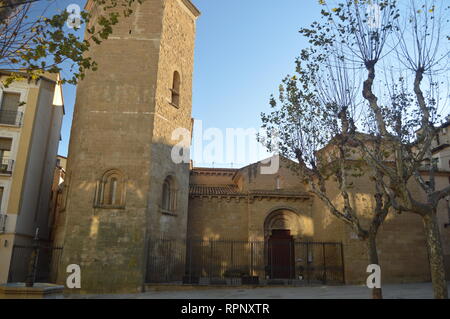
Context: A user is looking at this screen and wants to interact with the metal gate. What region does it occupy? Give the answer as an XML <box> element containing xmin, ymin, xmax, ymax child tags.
<box><xmin>7</xmin><ymin>243</ymin><xmax>63</xmax><ymax>283</ymax></box>
<box><xmin>146</xmin><ymin>238</ymin><xmax>344</xmax><ymax>286</ymax></box>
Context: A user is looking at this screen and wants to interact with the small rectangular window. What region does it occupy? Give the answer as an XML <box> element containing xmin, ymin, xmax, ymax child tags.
<box><xmin>171</xmin><ymin>71</ymin><xmax>181</xmax><ymax>107</ymax></box>
<box><xmin>1</xmin><ymin>92</ymin><xmax>20</xmax><ymax>112</ymax></box>
<box><xmin>432</xmin><ymin>158</ymin><xmax>439</xmax><ymax>169</ymax></box>
<box><xmin>0</xmin><ymin>138</ymin><xmax>12</xmax><ymax>159</ymax></box>
<box><xmin>0</xmin><ymin>92</ymin><xmax>21</xmax><ymax>125</ymax></box>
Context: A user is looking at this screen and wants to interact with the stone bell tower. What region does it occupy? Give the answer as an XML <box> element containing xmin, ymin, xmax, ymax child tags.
<box><xmin>58</xmin><ymin>0</ymin><xmax>200</xmax><ymax>293</ymax></box>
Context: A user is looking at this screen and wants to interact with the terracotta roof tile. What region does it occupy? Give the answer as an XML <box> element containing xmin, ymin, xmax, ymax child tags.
<box><xmin>189</xmin><ymin>185</ymin><xmax>311</xmax><ymax>199</ymax></box>
<box><xmin>189</xmin><ymin>184</ymin><xmax>243</xmax><ymax>196</ymax></box>
<box><xmin>249</xmin><ymin>190</ymin><xmax>310</xmax><ymax>197</ymax></box>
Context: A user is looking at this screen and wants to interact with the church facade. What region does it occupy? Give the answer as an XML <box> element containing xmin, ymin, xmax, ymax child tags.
<box><xmin>54</xmin><ymin>0</ymin><xmax>449</xmax><ymax>293</ymax></box>
<box><xmin>186</xmin><ymin>159</ymin><xmax>442</xmax><ymax>287</ymax></box>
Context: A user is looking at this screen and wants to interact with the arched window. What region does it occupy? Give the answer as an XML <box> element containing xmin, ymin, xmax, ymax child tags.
<box><xmin>162</xmin><ymin>179</ymin><xmax>171</xmax><ymax>211</ymax></box>
<box><xmin>171</xmin><ymin>71</ymin><xmax>181</xmax><ymax>107</ymax></box>
<box><xmin>161</xmin><ymin>176</ymin><xmax>177</xmax><ymax>214</ymax></box>
<box><xmin>275</xmin><ymin>176</ymin><xmax>283</xmax><ymax>190</ymax></box>
<box><xmin>95</xmin><ymin>169</ymin><xmax>126</xmax><ymax>208</ymax></box>
<box><xmin>109</xmin><ymin>177</ymin><xmax>118</xmax><ymax>205</ymax></box>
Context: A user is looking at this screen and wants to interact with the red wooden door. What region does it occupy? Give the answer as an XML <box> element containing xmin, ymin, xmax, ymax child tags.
<box><xmin>268</xmin><ymin>230</ymin><xmax>295</xmax><ymax>279</ymax></box>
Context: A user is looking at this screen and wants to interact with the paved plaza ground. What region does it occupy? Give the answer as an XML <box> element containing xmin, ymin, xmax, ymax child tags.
<box><xmin>66</xmin><ymin>282</ymin><xmax>450</xmax><ymax>299</ymax></box>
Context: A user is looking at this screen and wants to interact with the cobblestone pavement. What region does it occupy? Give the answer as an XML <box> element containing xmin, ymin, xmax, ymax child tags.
<box><xmin>66</xmin><ymin>282</ymin><xmax>450</xmax><ymax>299</ymax></box>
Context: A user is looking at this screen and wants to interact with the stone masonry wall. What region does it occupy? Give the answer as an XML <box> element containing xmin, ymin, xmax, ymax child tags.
<box><xmin>146</xmin><ymin>0</ymin><xmax>197</xmax><ymax>242</ymax></box>
<box><xmin>58</xmin><ymin>0</ymin><xmax>198</xmax><ymax>293</ymax></box>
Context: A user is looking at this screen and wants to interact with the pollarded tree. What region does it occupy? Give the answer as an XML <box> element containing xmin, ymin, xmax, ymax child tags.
<box><xmin>0</xmin><ymin>0</ymin><xmax>143</xmax><ymax>86</ymax></box>
<box><xmin>299</xmin><ymin>0</ymin><xmax>450</xmax><ymax>298</ymax></box>
<box><xmin>261</xmin><ymin>48</ymin><xmax>391</xmax><ymax>299</ymax></box>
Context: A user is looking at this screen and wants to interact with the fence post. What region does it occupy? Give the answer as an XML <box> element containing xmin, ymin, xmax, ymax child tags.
<box><xmin>289</xmin><ymin>240</ymin><xmax>293</xmax><ymax>281</ymax></box>
<box><xmin>25</xmin><ymin>230</ymin><xmax>40</xmax><ymax>287</ymax></box>
<box><xmin>188</xmin><ymin>239</ymin><xmax>192</xmax><ymax>283</ymax></box>
<box><xmin>322</xmin><ymin>243</ymin><xmax>327</xmax><ymax>285</ymax></box>
<box><xmin>209</xmin><ymin>239</ymin><xmax>213</xmax><ymax>281</ymax></box>
<box><xmin>230</xmin><ymin>240</ymin><xmax>234</xmax><ymax>268</ymax></box>
<box><xmin>340</xmin><ymin>243</ymin><xmax>345</xmax><ymax>284</ymax></box>
<box><xmin>306</xmin><ymin>243</ymin><xmax>310</xmax><ymax>284</ymax></box>
<box><xmin>250</xmin><ymin>242</ymin><xmax>254</xmax><ymax>276</ymax></box>
<box><xmin>269</xmin><ymin>240</ymin><xmax>273</xmax><ymax>279</ymax></box>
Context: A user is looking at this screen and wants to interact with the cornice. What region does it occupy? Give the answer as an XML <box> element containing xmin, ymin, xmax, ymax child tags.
<box><xmin>180</xmin><ymin>0</ymin><xmax>201</xmax><ymax>18</ymax></box>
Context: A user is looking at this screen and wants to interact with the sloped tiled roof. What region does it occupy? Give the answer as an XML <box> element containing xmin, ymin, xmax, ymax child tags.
<box><xmin>189</xmin><ymin>184</ymin><xmax>311</xmax><ymax>200</ymax></box>
<box><xmin>191</xmin><ymin>167</ymin><xmax>238</xmax><ymax>176</ymax></box>
<box><xmin>248</xmin><ymin>190</ymin><xmax>310</xmax><ymax>198</ymax></box>
<box><xmin>189</xmin><ymin>184</ymin><xmax>243</xmax><ymax>196</ymax></box>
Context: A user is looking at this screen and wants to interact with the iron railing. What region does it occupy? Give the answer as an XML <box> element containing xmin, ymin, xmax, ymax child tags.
<box><xmin>7</xmin><ymin>243</ymin><xmax>63</xmax><ymax>283</ymax></box>
<box><xmin>146</xmin><ymin>238</ymin><xmax>344</xmax><ymax>286</ymax></box>
<box><xmin>0</xmin><ymin>159</ymin><xmax>14</xmax><ymax>174</ymax></box>
<box><xmin>0</xmin><ymin>110</ymin><xmax>23</xmax><ymax>126</ymax></box>
<box><xmin>0</xmin><ymin>214</ymin><xmax>6</xmax><ymax>233</ymax></box>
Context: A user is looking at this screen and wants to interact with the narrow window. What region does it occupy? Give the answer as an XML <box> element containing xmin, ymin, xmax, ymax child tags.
<box><xmin>109</xmin><ymin>177</ymin><xmax>118</xmax><ymax>205</ymax></box>
<box><xmin>162</xmin><ymin>176</ymin><xmax>176</xmax><ymax>214</ymax></box>
<box><xmin>95</xmin><ymin>169</ymin><xmax>125</xmax><ymax>208</ymax></box>
<box><xmin>171</xmin><ymin>71</ymin><xmax>181</xmax><ymax>107</ymax></box>
<box><xmin>162</xmin><ymin>179</ymin><xmax>171</xmax><ymax>211</ymax></box>
<box><xmin>432</xmin><ymin>158</ymin><xmax>439</xmax><ymax>169</ymax></box>
<box><xmin>0</xmin><ymin>92</ymin><xmax>20</xmax><ymax>125</ymax></box>
<box><xmin>0</xmin><ymin>138</ymin><xmax>12</xmax><ymax>173</ymax></box>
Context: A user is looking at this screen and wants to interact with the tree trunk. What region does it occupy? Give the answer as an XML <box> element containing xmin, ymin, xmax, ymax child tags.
<box><xmin>423</xmin><ymin>213</ymin><xmax>448</xmax><ymax>299</ymax></box>
<box><xmin>367</xmin><ymin>234</ymin><xmax>383</xmax><ymax>299</ymax></box>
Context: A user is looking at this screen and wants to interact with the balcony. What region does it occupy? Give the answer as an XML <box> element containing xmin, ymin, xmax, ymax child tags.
<box><xmin>0</xmin><ymin>214</ymin><xmax>6</xmax><ymax>233</ymax></box>
<box><xmin>0</xmin><ymin>159</ymin><xmax>14</xmax><ymax>174</ymax></box>
<box><xmin>0</xmin><ymin>110</ymin><xmax>23</xmax><ymax>126</ymax></box>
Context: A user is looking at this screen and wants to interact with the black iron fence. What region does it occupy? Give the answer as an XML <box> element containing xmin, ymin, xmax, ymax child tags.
<box><xmin>0</xmin><ymin>110</ymin><xmax>23</xmax><ymax>126</ymax></box>
<box><xmin>146</xmin><ymin>238</ymin><xmax>344</xmax><ymax>286</ymax></box>
<box><xmin>7</xmin><ymin>243</ymin><xmax>63</xmax><ymax>283</ymax></box>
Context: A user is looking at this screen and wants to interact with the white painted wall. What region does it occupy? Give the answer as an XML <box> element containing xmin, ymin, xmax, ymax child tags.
<box><xmin>15</xmin><ymin>79</ymin><xmax>64</xmax><ymax>242</ymax></box>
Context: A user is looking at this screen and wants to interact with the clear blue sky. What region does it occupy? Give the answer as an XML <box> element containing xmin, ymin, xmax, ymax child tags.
<box><xmin>57</xmin><ymin>0</ymin><xmax>323</xmax><ymax>167</ymax></box>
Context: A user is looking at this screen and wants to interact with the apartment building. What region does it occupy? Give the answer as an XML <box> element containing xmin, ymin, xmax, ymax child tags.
<box><xmin>0</xmin><ymin>71</ymin><xmax>64</xmax><ymax>283</ymax></box>
<box><xmin>425</xmin><ymin>117</ymin><xmax>450</xmax><ymax>172</ymax></box>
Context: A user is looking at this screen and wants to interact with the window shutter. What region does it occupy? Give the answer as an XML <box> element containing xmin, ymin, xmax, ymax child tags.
<box><xmin>1</xmin><ymin>92</ymin><xmax>20</xmax><ymax>111</ymax></box>
<box><xmin>0</xmin><ymin>138</ymin><xmax>12</xmax><ymax>151</ymax></box>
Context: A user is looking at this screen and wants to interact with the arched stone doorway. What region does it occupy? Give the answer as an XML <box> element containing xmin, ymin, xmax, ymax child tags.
<box><xmin>264</xmin><ymin>209</ymin><xmax>300</xmax><ymax>279</ymax></box>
